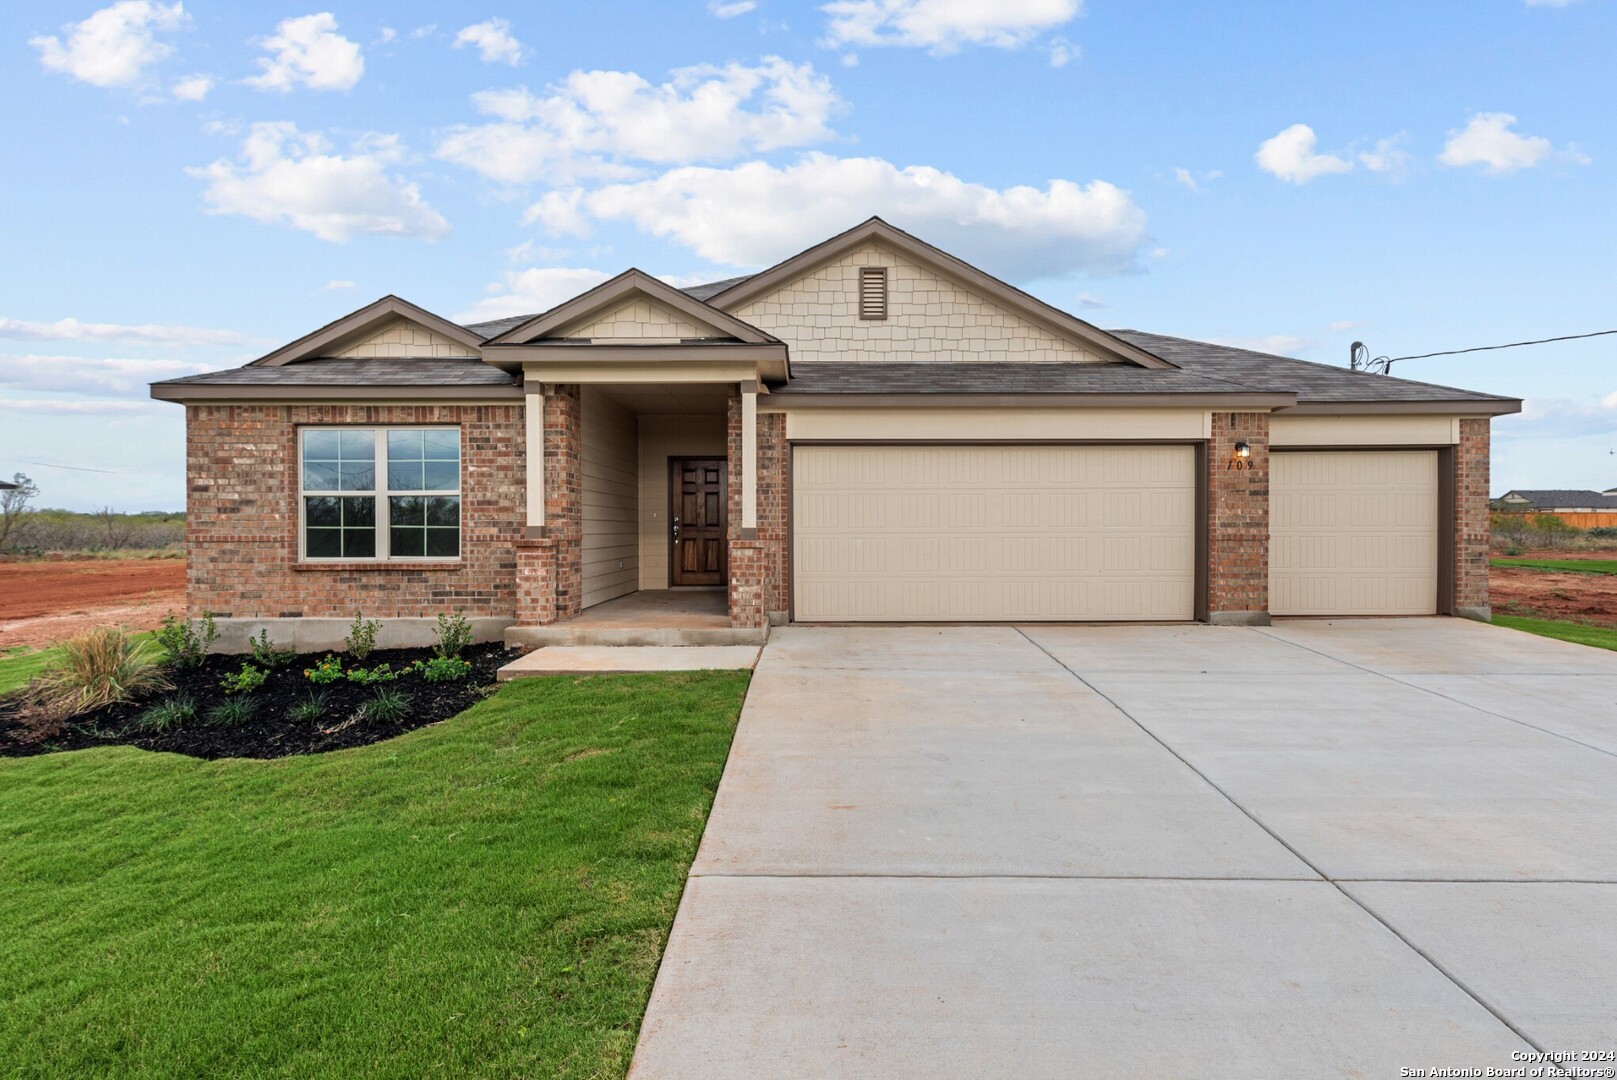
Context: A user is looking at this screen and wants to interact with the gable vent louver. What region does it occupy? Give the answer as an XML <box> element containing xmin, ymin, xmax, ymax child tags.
<box><xmin>858</xmin><ymin>267</ymin><xmax>888</xmax><ymax>320</ymax></box>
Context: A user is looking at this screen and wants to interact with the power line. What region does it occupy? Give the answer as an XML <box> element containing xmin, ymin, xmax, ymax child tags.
<box><xmin>1352</xmin><ymin>328</ymin><xmax>1617</xmax><ymax>374</ymax></box>
<box><xmin>1391</xmin><ymin>328</ymin><xmax>1617</xmax><ymax>362</ymax></box>
<box><xmin>26</xmin><ymin>461</ymin><xmax>118</xmax><ymax>474</ymax></box>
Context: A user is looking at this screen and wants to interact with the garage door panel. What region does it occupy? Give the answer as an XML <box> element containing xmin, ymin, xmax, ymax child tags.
<box><xmin>1270</xmin><ymin>450</ymin><xmax>1438</xmax><ymax>616</ymax></box>
<box><xmin>793</xmin><ymin>444</ymin><xmax>1196</xmax><ymax>622</ymax></box>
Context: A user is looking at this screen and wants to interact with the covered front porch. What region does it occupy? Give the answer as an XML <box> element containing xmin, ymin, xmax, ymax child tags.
<box><xmin>505</xmin><ymin>588</ymin><xmax>767</xmax><ymax>647</ymax></box>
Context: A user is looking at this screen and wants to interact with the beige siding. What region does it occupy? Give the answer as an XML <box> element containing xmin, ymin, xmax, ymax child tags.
<box><xmin>334</xmin><ymin>315</ymin><xmax>479</xmax><ymax>358</ymax></box>
<box><xmin>784</xmin><ymin>406</ymin><xmax>1211</xmax><ymax>442</ymax></box>
<box><xmin>581</xmin><ymin>388</ymin><xmax>640</xmax><ymax>608</ymax></box>
<box><xmin>1270</xmin><ymin>450</ymin><xmax>1438</xmax><ymax>616</ymax></box>
<box><xmin>557</xmin><ymin>298</ymin><xmax>721</xmax><ymax>343</ymax></box>
<box><xmin>1269</xmin><ymin>415</ymin><xmax>1459</xmax><ymax>447</ymax></box>
<box><xmin>794</xmin><ymin>444</ymin><xmax>1196</xmax><ymax>621</ymax></box>
<box><xmin>637</xmin><ymin>415</ymin><xmax>726</xmax><ymax>590</ymax></box>
<box><xmin>730</xmin><ymin>242</ymin><xmax>1107</xmax><ymax>363</ymax></box>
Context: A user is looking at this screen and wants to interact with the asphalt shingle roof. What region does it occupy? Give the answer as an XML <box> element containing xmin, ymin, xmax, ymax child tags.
<box><xmin>158</xmin><ymin>358</ymin><xmax>518</xmax><ymax>387</ymax></box>
<box><xmin>462</xmin><ymin>314</ymin><xmax>535</xmax><ymax>339</ymax></box>
<box><xmin>1110</xmin><ymin>330</ymin><xmax>1517</xmax><ymax>405</ymax></box>
<box><xmin>1496</xmin><ymin>489</ymin><xmax>1617</xmax><ymax>510</ymax></box>
<box><xmin>769</xmin><ymin>362</ymin><xmax>1268</xmax><ymax>396</ymax></box>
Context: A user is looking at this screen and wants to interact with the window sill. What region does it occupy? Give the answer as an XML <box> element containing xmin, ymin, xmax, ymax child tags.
<box><xmin>293</xmin><ymin>561</ymin><xmax>463</xmax><ymax>572</ymax></box>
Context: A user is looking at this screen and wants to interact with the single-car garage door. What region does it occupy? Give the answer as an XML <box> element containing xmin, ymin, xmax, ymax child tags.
<box><xmin>1269</xmin><ymin>450</ymin><xmax>1439</xmax><ymax>616</ymax></box>
<box><xmin>792</xmin><ymin>444</ymin><xmax>1196</xmax><ymax>622</ymax></box>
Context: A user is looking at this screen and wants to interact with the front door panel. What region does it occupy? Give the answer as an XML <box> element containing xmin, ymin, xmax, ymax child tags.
<box><xmin>671</xmin><ymin>458</ymin><xmax>727</xmax><ymax>586</ymax></box>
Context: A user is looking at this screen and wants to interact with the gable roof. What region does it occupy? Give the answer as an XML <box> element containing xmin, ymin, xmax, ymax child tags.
<box><xmin>703</xmin><ymin>217</ymin><xmax>1176</xmax><ymax>371</ymax></box>
<box><xmin>251</xmin><ymin>295</ymin><xmax>486</xmax><ymax>367</ymax></box>
<box><xmin>483</xmin><ymin>269</ymin><xmax>778</xmax><ymax>346</ymax></box>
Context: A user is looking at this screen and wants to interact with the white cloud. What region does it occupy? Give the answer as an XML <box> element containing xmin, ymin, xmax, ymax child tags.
<box><xmin>1046</xmin><ymin>36</ymin><xmax>1077</xmax><ymax>67</ymax></box>
<box><xmin>1524</xmin><ymin>0</ymin><xmax>1584</xmax><ymax>7</ymax></box>
<box><xmin>1358</xmin><ymin>133</ymin><xmax>1411</xmax><ymax>174</ymax></box>
<box><xmin>1439</xmin><ymin>113</ymin><xmax>1560</xmax><ymax>173</ymax></box>
<box><xmin>1326</xmin><ymin>320</ymin><xmax>1361</xmax><ymax>333</ymax></box>
<box><xmin>821</xmin><ymin>0</ymin><xmax>1081</xmax><ymax>54</ymax></box>
<box><xmin>245</xmin><ymin>13</ymin><xmax>364</xmax><ymax>93</ymax></box>
<box><xmin>455</xmin><ymin>268</ymin><xmax>614</xmax><ymax>323</ymax></box>
<box><xmin>709</xmin><ymin>0</ymin><xmax>758</xmax><ymax>17</ymax></box>
<box><xmin>453</xmin><ymin>18</ymin><xmax>524</xmax><ymax>66</ymax></box>
<box><xmin>320</xmin><ymin>279</ymin><xmax>357</xmax><ymax>291</ymax></box>
<box><xmin>0</xmin><ymin>354</ymin><xmax>218</xmax><ymax>397</ymax></box>
<box><xmin>31</xmin><ymin>1</ymin><xmax>187</xmax><ymax>88</ymax></box>
<box><xmin>1073</xmin><ymin>292</ymin><xmax>1106</xmax><ymax>310</ymax></box>
<box><xmin>436</xmin><ymin>57</ymin><xmax>841</xmax><ymax>185</ymax></box>
<box><xmin>1496</xmin><ymin>395</ymin><xmax>1617</xmax><ymax>439</ymax></box>
<box><xmin>1211</xmin><ymin>334</ymin><xmax>1312</xmax><ymax>356</ymax></box>
<box><xmin>170</xmin><ymin>72</ymin><xmax>212</xmax><ymax>100</ymax></box>
<box><xmin>1255</xmin><ymin>123</ymin><xmax>1354</xmax><ymax>184</ymax></box>
<box><xmin>534</xmin><ymin>152</ymin><xmax>1150</xmax><ymax>278</ymax></box>
<box><xmin>187</xmin><ymin>122</ymin><xmax>450</xmax><ymax>243</ymax></box>
<box><xmin>0</xmin><ymin>397</ymin><xmax>163</xmax><ymax>415</ymax></box>
<box><xmin>1171</xmin><ymin>167</ymin><xmax>1198</xmax><ymax>191</ymax></box>
<box><xmin>0</xmin><ymin>316</ymin><xmax>248</xmax><ymax>346</ymax></box>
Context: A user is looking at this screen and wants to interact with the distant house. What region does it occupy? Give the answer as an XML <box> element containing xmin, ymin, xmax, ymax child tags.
<box><xmin>0</xmin><ymin>479</ymin><xmax>19</xmax><ymax>491</ymax></box>
<box><xmin>1492</xmin><ymin>488</ymin><xmax>1617</xmax><ymax>527</ymax></box>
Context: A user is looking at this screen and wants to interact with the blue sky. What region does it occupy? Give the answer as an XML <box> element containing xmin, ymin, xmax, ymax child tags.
<box><xmin>2</xmin><ymin>0</ymin><xmax>1613</xmax><ymax>511</ymax></box>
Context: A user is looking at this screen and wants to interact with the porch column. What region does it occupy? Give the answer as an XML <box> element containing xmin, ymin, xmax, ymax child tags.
<box><xmin>524</xmin><ymin>383</ymin><xmax>545</xmax><ymax>528</ymax></box>
<box><xmin>741</xmin><ymin>382</ymin><xmax>758</xmax><ymax>533</ymax></box>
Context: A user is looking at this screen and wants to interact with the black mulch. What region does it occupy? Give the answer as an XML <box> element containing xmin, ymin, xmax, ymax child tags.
<box><xmin>0</xmin><ymin>642</ymin><xmax>520</xmax><ymax>761</ymax></box>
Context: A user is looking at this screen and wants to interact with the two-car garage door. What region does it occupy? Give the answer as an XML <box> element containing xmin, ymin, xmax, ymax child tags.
<box><xmin>793</xmin><ymin>444</ymin><xmax>1196</xmax><ymax>621</ymax></box>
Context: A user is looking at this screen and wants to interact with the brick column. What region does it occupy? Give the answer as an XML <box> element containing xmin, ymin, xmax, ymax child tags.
<box><xmin>727</xmin><ymin>392</ymin><xmax>788</xmax><ymax>628</ymax></box>
<box><xmin>514</xmin><ymin>385</ymin><xmax>582</xmax><ymax>624</ymax></box>
<box><xmin>1207</xmin><ymin>412</ymin><xmax>1271</xmax><ymax>625</ymax></box>
<box><xmin>1454</xmin><ymin>417</ymin><xmax>1492</xmax><ymax>619</ymax></box>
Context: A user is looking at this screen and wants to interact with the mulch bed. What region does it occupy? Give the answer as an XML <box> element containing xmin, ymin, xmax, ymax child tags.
<box><xmin>0</xmin><ymin>642</ymin><xmax>519</xmax><ymax>761</ymax></box>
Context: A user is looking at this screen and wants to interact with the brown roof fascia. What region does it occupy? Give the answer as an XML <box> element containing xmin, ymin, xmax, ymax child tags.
<box><xmin>703</xmin><ymin>217</ymin><xmax>1177</xmax><ymax>371</ymax></box>
<box><xmin>150</xmin><ymin>383</ymin><xmax>523</xmax><ymax>404</ymax></box>
<box><xmin>250</xmin><ymin>295</ymin><xmax>486</xmax><ymax>367</ymax></box>
<box><xmin>483</xmin><ymin>269</ymin><xmax>779</xmax><ymax>346</ymax></box>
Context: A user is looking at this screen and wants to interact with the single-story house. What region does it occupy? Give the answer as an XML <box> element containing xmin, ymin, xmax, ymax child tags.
<box><xmin>150</xmin><ymin>217</ymin><xmax>1521</xmax><ymax>649</ymax></box>
<box><xmin>1492</xmin><ymin>488</ymin><xmax>1617</xmax><ymax>528</ymax></box>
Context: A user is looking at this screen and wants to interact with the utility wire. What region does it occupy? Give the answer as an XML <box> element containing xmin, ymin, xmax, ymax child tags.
<box><xmin>1389</xmin><ymin>327</ymin><xmax>1617</xmax><ymax>362</ymax></box>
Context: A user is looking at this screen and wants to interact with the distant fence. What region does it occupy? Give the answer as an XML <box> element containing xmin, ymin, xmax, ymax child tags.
<box><xmin>1492</xmin><ymin>510</ymin><xmax>1617</xmax><ymax>529</ymax></box>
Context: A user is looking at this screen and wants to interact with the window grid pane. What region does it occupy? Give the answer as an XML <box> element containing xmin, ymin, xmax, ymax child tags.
<box><xmin>303</xmin><ymin>428</ymin><xmax>458</xmax><ymax>560</ymax></box>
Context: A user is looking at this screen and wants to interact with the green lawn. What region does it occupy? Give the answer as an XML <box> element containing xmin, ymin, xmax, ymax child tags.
<box><xmin>1492</xmin><ymin>614</ymin><xmax>1617</xmax><ymax>652</ymax></box>
<box><xmin>1491</xmin><ymin>557</ymin><xmax>1617</xmax><ymax>575</ymax></box>
<box><xmin>0</xmin><ymin>646</ymin><xmax>56</xmax><ymax>695</ymax></box>
<box><xmin>0</xmin><ymin>672</ymin><xmax>750</xmax><ymax>1078</ymax></box>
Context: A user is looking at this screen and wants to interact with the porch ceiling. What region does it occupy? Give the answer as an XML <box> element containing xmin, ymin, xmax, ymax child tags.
<box><xmin>593</xmin><ymin>382</ymin><xmax>732</xmax><ymax>415</ymax></box>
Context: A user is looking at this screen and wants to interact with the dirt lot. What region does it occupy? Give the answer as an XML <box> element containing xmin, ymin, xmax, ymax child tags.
<box><xmin>0</xmin><ymin>559</ymin><xmax>186</xmax><ymax>650</ymax></box>
<box><xmin>1490</xmin><ymin>552</ymin><xmax>1617</xmax><ymax>628</ymax></box>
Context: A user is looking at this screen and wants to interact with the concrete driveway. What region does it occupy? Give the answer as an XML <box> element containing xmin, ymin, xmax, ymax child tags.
<box><xmin>630</xmin><ymin>619</ymin><xmax>1617</xmax><ymax>1078</ymax></box>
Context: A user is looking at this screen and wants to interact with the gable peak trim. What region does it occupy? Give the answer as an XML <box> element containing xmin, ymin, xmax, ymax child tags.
<box><xmin>484</xmin><ymin>268</ymin><xmax>778</xmax><ymax>346</ymax></box>
<box><xmin>251</xmin><ymin>295</ymin><xmax>484</xmax><ymax>367</ymax></box>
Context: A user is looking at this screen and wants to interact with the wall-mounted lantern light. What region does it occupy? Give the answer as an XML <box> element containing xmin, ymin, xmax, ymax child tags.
<box><xmin>1234</xmin><ymin>441</ymin><xmax>1251</xmax><ymax>459</ymax></box>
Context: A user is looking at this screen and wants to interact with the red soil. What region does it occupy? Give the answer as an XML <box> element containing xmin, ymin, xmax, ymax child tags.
<box><xmin>1489</xmin><ymin>565</ymin><xmax>1617</xmax><ymax>629</ymax></box>
<box><xmin>0</xmin><ymin>559</ymin><xmax>186</xmax><ymax>650</ymax></box>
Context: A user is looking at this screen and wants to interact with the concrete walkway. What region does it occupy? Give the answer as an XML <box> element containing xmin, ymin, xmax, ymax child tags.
<box><xmin>630</xmin><ymin>619</ymin><xmax>1617</xmax><ymax>1078</ymax></box>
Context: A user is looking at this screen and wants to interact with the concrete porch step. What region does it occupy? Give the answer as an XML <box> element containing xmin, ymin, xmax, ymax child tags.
<box><xmin>498</xmin><ymin>645</ymin><xmax>762</xmax><ymax>679</ymax></box>
<box><xmin>505</xmin><ymin>625</ymin><xmax>769</xmax><ymax>648</ymax></box>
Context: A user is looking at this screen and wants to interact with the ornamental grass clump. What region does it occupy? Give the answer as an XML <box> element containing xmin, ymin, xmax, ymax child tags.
<box><xmin>22</xmin><ymin>627</ymin><xmax>171</xmax><ymax>732</ymax></box>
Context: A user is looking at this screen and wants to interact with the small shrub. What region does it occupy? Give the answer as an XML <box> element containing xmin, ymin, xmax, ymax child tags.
<box><xmin>287</xmin><ymin>687</ymin><xmax>330</xmax><ymax>724</ymax></box>
<box><xmin>219</xmin><ymin>663</ymin><xmax>267</xmax><ymax>696</ymax></box>
<box><xmin>23</xmin><ymin>627</ymin><xmax>171</xmax><ymax>725</ymax></box>
<box><xmin>155</xmin><ymin>611</ymin><xmax>218</xmax><ymax>669</ymax></box>
<box><xmin>410</xmin><ymin>655</ymin><xmax>472</xmax><ymax>683</ymax></box>
<box><xmin>433</xmin><ymin>611</ymin><xmax>474</xmax><ymax>659</ymax></box>
<box><xmin>362</xmin><ymin>684</ymin><xmax>412</xmax><ymax>723</ymax></box>
<box><xmin>346</xmin><ymin>663</ymin><xmax>398</xmax><ymax>686</ymax></box>
<box><xmin>206</xmin><ymin>696</ymin><xmax>258</xmax><ymax>728</ymax></box>
<box><xmin>345</xmin><ymin>613</ymin><xmax>381</xmax><ymax>661</ymax></box>
<box><xmin>1587</xmin><ymin>527</ymin><xmax>1617</xmax><ymax>541</ymax></box>
<box><xmin>137</xmin><ymin>693</ymin><xmax>197</xmax><ymax>733</ymax></box>
<box><xmin>249</xmin><ymin>629</ymin><xmax>296</xmax><ymax>670</ymax></box>
<box><xmin>304</xmin><ymin>656</ymin><xmax>344</xmax><ymax>685</ymax></box>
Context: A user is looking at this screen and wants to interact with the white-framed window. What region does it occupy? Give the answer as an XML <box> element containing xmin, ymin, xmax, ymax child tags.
<box><xmin>299</xmin><ymin>426</ymin><xmax>461</xmax><ymax>561</ymax></box>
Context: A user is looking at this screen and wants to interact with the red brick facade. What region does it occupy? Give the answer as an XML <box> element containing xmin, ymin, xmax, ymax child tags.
<box><xmin>725</xmin><ymin>393</ymin><xmax>789</xmax><ymax>628</ymax></box>
<box><xmin>185</xmin><ymin>403</ymin><xmax>524</xmax><ymax>619</ymax></box>
<box><xmin>1206</xmin><ymin>412</ymin><xmax>1271</xmax><ymax>620</ymax></box>
<box><xmin>1455</xmin><ymin>417</ymin><xmax>1491</xmax><ymax>614</ymax></box>
<box><xmin>185</xmin><ymin>399</ymin><xmax>1492</xmax><ymax>628</ymax></box>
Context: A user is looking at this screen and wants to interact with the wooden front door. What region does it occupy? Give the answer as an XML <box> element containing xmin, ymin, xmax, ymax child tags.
<box><xmin>670</xmin><ymin>458</ymin><xmax>727</xmax><ymax>586</ymax></box>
